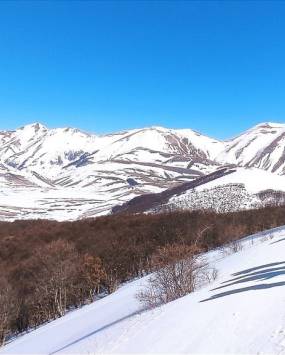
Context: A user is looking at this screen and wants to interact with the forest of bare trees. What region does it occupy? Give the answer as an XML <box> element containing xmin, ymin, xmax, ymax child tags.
<box><xmin>1</xmin><ymin>205</ymin><xmax>285</xmax><ymax>345</ymax></box>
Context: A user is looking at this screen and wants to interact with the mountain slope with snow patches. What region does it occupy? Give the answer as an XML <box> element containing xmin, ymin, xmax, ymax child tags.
<box><xmin>0</xmin><ymin>122</ymin><xmax>284</xmax><ymax>220</ymax></box>
<box><xmin>2</xmin><ymin>225</ymin><xmax>285</xmax><ymax>354</ymax></box>
<box><xmin>111</xmin><ymin>167</ymin><xmax>285</xmax><ymax>214</ymax></box>
<box><xmin>217</xmin><ymin>122</ymin><xmax>285</xmax><ymax>174</ymax></box>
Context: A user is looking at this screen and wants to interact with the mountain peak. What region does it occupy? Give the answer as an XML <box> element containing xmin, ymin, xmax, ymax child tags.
<box><xmin>19</xmin><ymin>122</ymin><xmax>48</xmax><ymax>132</ymax></box>
<box><xmin>251</xmin><ymin>122</ymin><xmax>285</xmax><ymax>130</ymax></box>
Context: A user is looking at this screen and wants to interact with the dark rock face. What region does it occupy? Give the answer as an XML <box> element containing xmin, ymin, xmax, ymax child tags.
<box><xmin>127</xmin><ymin>178</ymin><xmax>139</xmax><ymax>186</ymax></box>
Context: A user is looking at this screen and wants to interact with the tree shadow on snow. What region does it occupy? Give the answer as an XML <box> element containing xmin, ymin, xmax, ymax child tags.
<box><xmin>270</xmin><ymin>237</ymin><xmax>285</xmax><ymax>245</ymax></box>
<box><xmin>232</xmin><ymin>261</ymin><xmax>285</xmax><ymax>276</ymax></box>
<box><xmin>200</xmin><ymin>261</ymin><xmax>285</xmax><ymax>303</ymax></box>
<box><xmin>48</xmin><ymin>309</ymin><xmax>144</xmax><ymax>354</ymax></box>
<box><xmin>200</xmin><ymin>282</ymin><xmax>285</xmax><ymax>303</ymax></box>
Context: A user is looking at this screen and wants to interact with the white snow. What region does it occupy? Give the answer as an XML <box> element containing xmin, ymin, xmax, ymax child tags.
<box><xmin>3</xmin><ymin>225</ymin><xmax>285</xmax><ymax>354</ymax></box>
<box><xmin>195</xmin><ymin>167</ymin><xmax>285</xmax><ymax>194</ymax></box>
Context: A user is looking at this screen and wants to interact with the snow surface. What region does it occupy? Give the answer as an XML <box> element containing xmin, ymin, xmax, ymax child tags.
<box><xmin>194</xmin><ymin>167</ymin><xmax>285</xmax><ymax>194</ymax></box>
<box><xmin>3</xmin><ymin>225</ymin><xmax>285</xmax><ymax>354</ymax></box>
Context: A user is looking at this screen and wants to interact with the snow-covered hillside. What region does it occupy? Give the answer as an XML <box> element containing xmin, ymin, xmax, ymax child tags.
<box><xmin>2</xmin><ymin>225</ymin><xmax>285</xmax><ymax>354</ymax></box>
<box><xmin>217</xmin><ymin>122</ymin><xmax>285</xmax><ymax>174</ymax></box>
<box><xmin>164</xmin><ymin>168</ymin><xmax>285</xmax><ymax>213</ymax></box>
<box><xmin>0</xmin><ymin>123</ymin><xmax>223</xmax><ymax>178</ymax></box>
<box><xmin>0</xmin><ymin>122</ymin><xmax>284</xmax><ymax>220</ymax></box>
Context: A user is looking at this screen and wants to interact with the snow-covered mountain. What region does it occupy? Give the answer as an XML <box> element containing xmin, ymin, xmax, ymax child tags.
<box><xmin>1</xmin><ymin>123</ymin><xmax>223</xmax><ymax>176</ymax></box>
<box><xmin>2</xmin><ymin>225</ymin><xmax>285</xmax><ymax>354</ymax></box>
<box><xmin>0</xmin><ymin>122</ymin><xmax>284</xmax><ymax>220</ymax></box>
<box><xmin>217</xmin><ymin>122</ymin><xmax>285</xmax><ymax>174</ymax></box>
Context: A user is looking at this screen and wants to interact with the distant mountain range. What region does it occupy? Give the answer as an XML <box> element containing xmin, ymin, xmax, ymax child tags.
<box><xmin>0</xmin><ymin>121</ymin><xmax>285</xmax><ymax>220</ymax></box>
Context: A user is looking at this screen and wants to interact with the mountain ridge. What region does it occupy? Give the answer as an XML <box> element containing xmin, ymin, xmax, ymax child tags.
<box><xmin>0</xmin><ymin>121</ymin><xmax>284</xmax><ymax>220</ymax></box>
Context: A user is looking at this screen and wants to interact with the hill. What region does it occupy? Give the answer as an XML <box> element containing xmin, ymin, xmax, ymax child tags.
<box><xmin>2</xmin><ymin>225</ymin><xmax>285</xmax><ymax>354</ymax></box>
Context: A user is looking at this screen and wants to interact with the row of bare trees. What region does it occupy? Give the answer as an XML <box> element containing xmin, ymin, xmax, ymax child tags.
<box><xmin>0</xmin><ymin>277</ymin><xmax>14</xmax><ymax>346</ymax></box>
<box><xmin>0</xmin><ymin>240</ymin><xmax>106</xmax><ymax>345</ymax></box>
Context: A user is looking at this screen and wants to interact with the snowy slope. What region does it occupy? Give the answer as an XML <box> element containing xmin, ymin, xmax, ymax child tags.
<box><xmin>218</xmin><ymin>122</ymin><xmax>285</xmax><ymax>174</ymax></box>
<box><xmin>161</xmin><ymin>168</ymin><xmax>285</xmax><ymax>213</ymax></box>
<box><xmin>3</xmin><ymin>226</ymin><xmax>285</xmax><ymax>354</ymax></box>
<box><xmin>193</xmin><ymin>166</ymin><xmax>285</xmax><ymax>193</ymax></box>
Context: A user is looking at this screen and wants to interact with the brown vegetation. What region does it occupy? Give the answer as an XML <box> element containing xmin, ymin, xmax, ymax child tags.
<box><xmin>0</xmin><ymin>275</ymin><xmax>16</xmax><ymax>346</ymax></box>
<box><xmin>0</xmin><ymin>205</ymin><xmax>285</xmax><ymax>345</ymax></box>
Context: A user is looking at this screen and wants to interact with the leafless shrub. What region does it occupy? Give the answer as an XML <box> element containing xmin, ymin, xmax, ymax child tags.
<box><xmin>220</xmin><ymin>245</ymin><xmax>230</xmax><ymax>257</ymax></box>
<box><xmin>201</xmin><ymin>267</ymin><xmax>218</xmax><ymax>284</ymax></box>
<box><xmin>223</xmin><ymin>240</ymin><xmax>243</xmax><ymax>255</ymax></box>
<box><xmin>137</xmin><ymin>243</ymin><xmax>213</xmax><ymax>309</ymax></box>
<box><xmin>261</xmin><ymin>236</ymin><xmax>267</xmax><ymax>242</ymax></box>
<box><xmin>220</xmin><ymin>239</ymin><xmax>243</xmax><ymax>257</ymax></box>
<box><xmin>230</xmin><ymin>240</ymin><xmax>243</xmax><ymax>253</ymax></box>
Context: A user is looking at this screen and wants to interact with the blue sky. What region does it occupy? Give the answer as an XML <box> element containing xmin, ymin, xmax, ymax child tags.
<box><xmin>0</xmin><ymin>1</ymin><xmax>284</xmax><ymax>139</ymax></box>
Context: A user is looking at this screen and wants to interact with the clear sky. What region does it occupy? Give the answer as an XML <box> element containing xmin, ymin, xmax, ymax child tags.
<box><xmin>0</xmin><ymin>0</ymin><xmax>284</xmax><ymax>139</ymax></box>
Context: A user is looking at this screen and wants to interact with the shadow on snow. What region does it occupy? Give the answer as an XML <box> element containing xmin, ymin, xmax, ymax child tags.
<box><xmin>49</xmin><ymin>309</ymin><xmax>144</xmax><ymax>354</ymax></box>
<box><xmin>200</xmin><ymin>261</ymin><xmax>285</xmax><ymax>303</ymax></box>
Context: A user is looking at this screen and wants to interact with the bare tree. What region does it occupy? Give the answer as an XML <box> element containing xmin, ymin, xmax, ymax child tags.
<box><xmin>193</xmin><ymin>225</ymin><xmax>212</xmax><ymax>246</ymax></box>
<box><xmin>80</xmin><ymin>254</ymin><xmax>107</xmax><ymax>301</ymax></box>
<box><xmin>0</xmin><ymin>276</ymin><xmax>14</xmax><ymax>346</ymax></box>
<box><xmin>33</xmin><ymin>240</ymin><xmax>80</xmax><ymax>318</ymax></box>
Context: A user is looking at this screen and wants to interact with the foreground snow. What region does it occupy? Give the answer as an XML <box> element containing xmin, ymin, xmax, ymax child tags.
<box><xmin>2</xmin><ymin>226</ymin><xmax>285</xmax><ymax>354</ymax></box>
